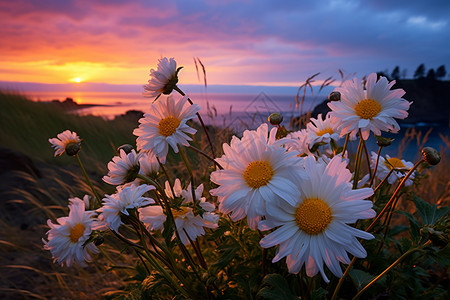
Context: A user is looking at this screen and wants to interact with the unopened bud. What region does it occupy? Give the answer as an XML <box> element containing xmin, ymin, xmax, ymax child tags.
<box><xmin>268</xmin><ymin>113</ymin><xmax>283</xmax><ymax>125</ymax></box>
<box><xmin>162</xmin><ymin>67</ymin><xmax>182</xmax><ymax>95</ymax></box>
<box><xmin>118</xmin><ymin>144</ymin><xmax>134</xmax><ymax>154</ymax></box>
<box><xmin>421</xmin><ymin>147</ymin><xmax>441</xmax><ymax>165</ymax></box>
<box><xmin>65</xmin><ymin>142</ymin><xmax>81</xmax><ymax>156</ymax></box>
<box><xmin>328</xmin><ymin>91</ymin><xmax>341</xmax><ymax>101</ymax></box>
<box><xmin>375</xmin><ymin>135</ymin><xmax>394</xmax><ymax>147</ymax></box>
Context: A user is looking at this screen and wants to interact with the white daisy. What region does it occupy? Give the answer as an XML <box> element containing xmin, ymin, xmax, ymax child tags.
<box><xmin>138</xmin><ymin>151</ymin><xmax>160</xmax><ymax>178</ymax></box>
<box><xmin>133</xmin><ymin>95</ymin><xmax>201</xmax><ymax>164</ymax></box>
<box><xmin>96</xmin><ymin>184</ymin><xmax>155</xmax><ymax>231</ymax></box>
<box><xmin>103</xmin><ymin>149</ymin><xmax>142</xmax><ymax>186</ymax></box>
<box><xmin>285</xmin><ymin>129</ymin><xmax>312</xmax><ymax>157</ymax></box>
<box><xmin>48</xmin><ymin>130</ymin><xmax>81</xmax><ymax>156</ymax></box>
<box><xmin>210</xmin><ymin>131</ymin><xmax>305</xmax><ymax>229</ymax></box>
<box><xmin>139</xmin><ymin>179</ymin><xmax>218</xmax><ymax>245</ymax></box>
<box><xmin>259</xmin><ymin>156</ymin><xmax>376</xmax><ymax>282</ymax></box>
<box><xmin>241</xmin><ymin>123</ymin><xmax>288</xmax><ymax>148</ymax></box>
<box><xmin>43</xmin><ymin>197</ymin><xmax>98</xmax><ymax>267</ymax></box>
<box><xmin>328</xmin><ymin>73</ymin><xmax>411</xmax><ymax>140</ymax></box>
<box><xmin>306</xmin><ymin>113</ymin><xmax>341</xmax><ymax>145</ymax></box>
<box><xmin>143</xmin><ymin>57</ymin><xmax>181</xmax><ymax>98</ymax></box>
<box><xmin>370</xmin><ymin>152</ymin><xmax>415</xmax><ymax>186</ymax></box>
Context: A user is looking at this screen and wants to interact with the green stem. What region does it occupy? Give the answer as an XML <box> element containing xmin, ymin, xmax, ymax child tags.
<box><xmin>189</xmin><ymin>145</ymin><xmax>223</xmax><ymax>169</ymax></box>
<box><xmin>369</xmin><ymin>146</ymin><xmax>382</xmax><ymax>187</ymax></box>
<box><xmin>352</xmin><ymin>134</ymin><xmax>365</xmax><ymax>189</ymax></box>
<box><xmin>372</xmin><ymin>169</ymin><xmax>394</xmax><ymax>195</ymax></box>
<box><xmin>362</xmin><ymin>138</ymin><xmax>372</xmax><ymax>184</ymax></box>
<box><xmin>365</xmin><ymin>158</ymin><xmax>424</xmax><ymax>233</ymax></box>
<box><xmin>174</xmin><ymin>85</ymin><xmax>216</xmax><ymax>158</ymax></box>
<box><xmin>156</xmin><ymin>156</ymin><xmax>175</xmax><ymax>199</ymax></box>
<box><xmin>342</xmin><ymin>134</ymin><xmax>350</xmax><ymax>157</ymax></box>
<box><xmin>352</xmin><ymin>242</ymin><xmax>431</xmax><ymax>300</ymax></box>
<box><xmin>75</xmin><ymin>154</ymin><xmax>102</xmax><ymax>207</ymax></box>
<box><xmin>331</xmin><ymin>256</ymin><xmax>357</xmax><ymax>300</ymax></box>
<box><xmin>179</xmin><ymin>147</ymin><xmax>197</xmax><ymax>206</ymax></box>
<box><xmin>332</xmin><ymin>160</ymin><xmax>424</xmax><ymax>300</ymax></box>
<box><xmin>140</xmin><ymin>246</ymin><xmax>192</xmax><ymax>298</ymax></box>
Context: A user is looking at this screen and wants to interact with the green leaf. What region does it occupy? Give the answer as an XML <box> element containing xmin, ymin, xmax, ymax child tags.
<box><xmin>349</xmin><ymin>269</ymin><xmax>375</xmax><ymax>290</ymax></box>
<box><xmin>413</xmin><ymin>196</ymin><xmax>450</xmax><ymax>226</ymax></box>
<box><xmin>257</xmin><ymin>274</ymin><xmax>299</xmax><ymax>300</ymax></box>
<box><xmin>162</xmin><ymin>217</ymin><xmax>175</xmax><ymax>246</ymax></box>
<box><xmin>310</xmin><ymin>287</ymin><xmax>328</xmax><ymax>300</ymax></box>
<box><xmin>433</xmin><ymin>244</ymin><xmax>450</xmax><ymax>266</ymax></box>
<box><xmin>396</xmin><ymin>210</ymin><xmax>421</xmax><ymax>239</ymax></box>
<box><xmin>212</xmin><ymin>241</ymin><xmax>239</xmax><ymax>270</ymax></box>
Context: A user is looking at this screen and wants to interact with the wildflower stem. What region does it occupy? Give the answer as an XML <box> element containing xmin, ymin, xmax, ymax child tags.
<box><xmin>134</xmin><ymin>248</ymin><xmax>151</xmax><ymax>275</ymax></box>
<box><xmin>342</xmin><ymin>134</ymin><xmax>350</xmax><ymax>157</ymax></box>
<box><xmin>179</xmin><ymin>147</ymin><xmax>209</xmax><ymax>270</ymax></box>
<box><xmin>333</xmin><ymin>159</ymin><xmax>423</xmax><ymax>300</ymax></box>
<box><xmin>352</xmin><ymin>134</ymin><xmax>365</xmax><ymax>189</ymax></box>
<box><xmin>362</xmin><ymin>138</ymin><xmax>372</xmax><ymax>183</ymax></box>
<box><xmin>179</xmin><ymin>147</ymin><xmax>198</xmax><ymax>206</ymax></box>
<box><xmin>139</xmin><ymin>246</ymin><xmax>192</xmax><ymax>298</ymax></box>
<box><xmin>352</xmin><ymin>241</ymin><xmax>431</xmax><ymax>300</ymax></box>
<box><xmin>372</xmin><ymin>169</ymin><xmax>394</xmax><ymax>194</ymax></box>
<box><xmin>75</xmin><ymin>154</ymin><xmax>102</xmax><ymax>207</ymax></box>
<box><xmin>369</xmin><ymin>146</ymin><xmax>382</xmax><ymax>187</ymax></box>
<box><xmin>156</xmin><ymin>156</ymin><xmax>175</xmax><ymax>199</ymax></box>
<box><xmin>189</xmin><ymin>145</ymin><xmax>223</xmax><ymax>169</ymax></box>
<box><xmin>174</xmin><ymin>85</ymin><xmax>216</xmax><ymax>158</ymax></box>
<box><xmin>365</xmin><ymin>158</ymin><xmax>424</xmax><ymax>233</ymax></box>
<box><xmin>111</xmin><ymin>230</ymin><xmax>144</xmax><ymax>250</ymax></box>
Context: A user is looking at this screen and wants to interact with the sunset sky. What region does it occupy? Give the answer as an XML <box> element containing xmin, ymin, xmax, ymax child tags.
<box><xmin>1</xmin><ymin>0</ymin><xmax>449</xmax><ymax>89</ymax></box>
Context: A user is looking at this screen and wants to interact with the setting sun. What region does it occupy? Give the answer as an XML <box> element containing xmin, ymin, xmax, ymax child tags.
<box><xmin>74</xmin><ymin>77</ymin><xmax>82</xmax><ymax>83</ymax></box>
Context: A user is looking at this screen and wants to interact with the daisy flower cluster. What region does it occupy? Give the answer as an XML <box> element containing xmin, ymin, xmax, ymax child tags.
<box><xmin>41</xmin><ymin>57</ymin><xmax>446</xmax><ymax>300</ymax></box>
<box><xmin>211</xmin><ymin>123</ymin><xmax>376</xmax><ymax>281</ymax></box>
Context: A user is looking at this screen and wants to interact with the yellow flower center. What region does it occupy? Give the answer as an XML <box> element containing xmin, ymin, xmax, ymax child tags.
<box><xmin>354</xmin><ymin>99</ymin><xmax>382</xmax><ymax>119</ymax></box>
<box><xmin>171</xmin><ymin>207</ymin><xmax>192</xmax><ymax>218</ymax></box>
<box><xmin>69</xmin><ymin>223</ymin><xmax>85</xmax><ymax>243</ymax></box>
<box><xmin>384</xmin><ymin>157</ymin><xmax>406</xmax><ymax>170</ymax></box>
<box><xmin>158</xmin><ymin>116</ymin><xmax>181</xmax><ymax>137</ymax></box>
<box><xmin>316</xmin><ymin>127</ymin><xmax>334</xmax><ymax>136</ymax></box>
<box><xmin>243</xmin><ymin>160</ymin><xmax>274</xmax><ymax>188</ymax></box>
<box><xmin>295</xmin><ymin>198</ymin><xmax>333</xmax><ymax>235</ymax></box>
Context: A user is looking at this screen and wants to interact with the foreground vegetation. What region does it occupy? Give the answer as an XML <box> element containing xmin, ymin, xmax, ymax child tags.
<box><xmin>0</xmin><ymin>88</ymin><xmax>449</xmax><ymax>299</ymax></box>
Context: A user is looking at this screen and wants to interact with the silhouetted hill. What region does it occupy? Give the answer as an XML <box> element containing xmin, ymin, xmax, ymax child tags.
<box><xmin>301</xmin><ymin>79</ymin><xmax>450</xmax><ymax>126</ymax></box>
<box><xmin>395</xmin><ymin>79</ymin><xmax>450</xmax><ymax>125</ymax></box>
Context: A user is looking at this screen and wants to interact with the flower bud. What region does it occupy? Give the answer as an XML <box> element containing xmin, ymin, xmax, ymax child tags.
<box><xmin>162</xmin><ymin>67</ymin><xmax>182</xmax><ymax>95</ymax></box>
<box><xmin>65</xmin><ymin>142</ymin><xmax>81</xmax><ymax>156</ymax></box>
<box><xmin>375</xmin><ymin>135</ymin><xmax>394</xmax><ymax>147</ymax></box>
<box><xmin>328</xmin><ymin>91</ymin><xmax>341</xmax><ymax>101</ymax></box>
<box><xmin>118</xmin><ymin>144</ymin><xmax>134</xmax><ymax>154</ymax></box>
<box><xmin>268</xmin><ymin>113</ymin><xmax>283</xmax><ymax>125</ymax></box>
<box><xmin>421</xmin><ymin>147</ymin><xmax>441</xmax><ymax>165</ymax></box>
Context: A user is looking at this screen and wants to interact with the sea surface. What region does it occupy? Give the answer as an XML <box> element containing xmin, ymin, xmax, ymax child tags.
<box><xmin>25</xmin><ymin>90</ymin><xmax>449</xmax><ymax>161</ymax></box>
<box><xmin>26</xmin><ymin>91</ymin><xmax>325</xmax><ymax>129</ymax></box>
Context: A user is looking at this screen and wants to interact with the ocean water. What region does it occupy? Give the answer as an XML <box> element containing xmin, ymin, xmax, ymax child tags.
<box><xmin>25</xmin><ymin>90</ymin><xmax>449</xmax><ymax>160</ymax></box>
<box><xmin>26</xmin><ymin>91</ymin><xmax>326</xmax><ymax>129</ymax></box>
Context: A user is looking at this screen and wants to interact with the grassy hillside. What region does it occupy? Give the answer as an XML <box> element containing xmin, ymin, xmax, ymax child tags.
<box><xmin>0</xmin><ymin>91</ymin><xmax>138</xmax><ymax>171</ymax></box>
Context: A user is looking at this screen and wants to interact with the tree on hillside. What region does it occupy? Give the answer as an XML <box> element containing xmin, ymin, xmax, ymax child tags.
<box><xmin>391</xmin><ymin>66</ymin><xmax>400</xmax><ymax>80</ymax></box>
<box><xmin>436</xmin><ymin>65</ymin><xmax>447</xmax><ymax>79</ymax></box>
<box><xmin>401</xmin><ymin>68</ymin><xmax>407</xmax><ymax>79</ymax></box>
<box><xmin>426</xmin><ymin>68</ymin><xmax>436</xmax><ymax>80</ymax></box>
<box><xmin>414</xmin><ymin>64</ymin><xmax>426</xmax><ymax>79</ymax></box>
